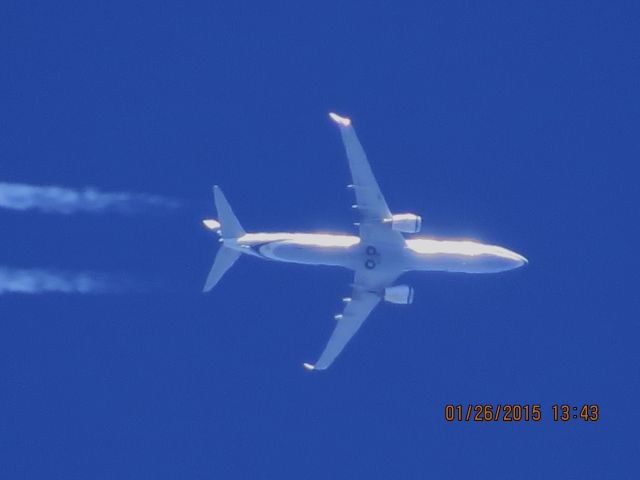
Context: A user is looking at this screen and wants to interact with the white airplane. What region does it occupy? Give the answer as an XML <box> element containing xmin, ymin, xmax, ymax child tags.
<box><xmin>203</xmin><ymin>113</ymin><xmax>527</xmax><ymax>371</ymax></box>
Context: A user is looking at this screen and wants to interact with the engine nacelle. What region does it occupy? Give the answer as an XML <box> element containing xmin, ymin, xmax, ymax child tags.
<box><xmin>384</xmin><ymin>285</ymin><xmax>415</xmax><ymax>305</ymax></box>
<box><xmin>385</xmin><ymin>213</ymin><xmax>422</xmax><ymax>233</ymax></box>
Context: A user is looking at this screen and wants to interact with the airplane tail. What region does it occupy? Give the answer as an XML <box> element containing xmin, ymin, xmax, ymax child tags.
<box><xmin>212</xmin><ymin>185</ymin><xmax>245</xmax><ymax>239</ymax></box>
<box><xmin>203</xmin><ymin>246</ymin><xmax>241</xmax><ymax>292</ymax></box>
<box><xmin>202</xmin><ymin>186</ymin><xmax>245</xmax><ymax>292</ymax></box>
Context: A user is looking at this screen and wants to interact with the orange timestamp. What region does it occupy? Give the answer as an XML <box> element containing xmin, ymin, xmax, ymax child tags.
<box><xmin>444</xmin><ymin>404</ymin><xmax>600</xmax><ymax>422</ymax></box>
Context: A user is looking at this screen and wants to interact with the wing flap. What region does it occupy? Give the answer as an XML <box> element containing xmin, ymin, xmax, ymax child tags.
<box><xmin>330</xmin><ymin>113</ymin><xmax>404</xmax><ymax>247</ymax></box>
<box><xmin>310</xmin><ymin>291</ymin><xmax>381</xmax><ymax>370</ymax></box>
<box><xmin>305</xmin><ymin>268</ymin><xmax>402</xmax><ymax>371</ymax></box>
<box><xmin>331</xmin><ymin>114</ymin><xmax>391</xmax><ymax>221</ymax></box>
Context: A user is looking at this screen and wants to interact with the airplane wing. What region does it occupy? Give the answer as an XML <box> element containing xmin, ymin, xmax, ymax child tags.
<box><xmin>304</xmin><ymin>268</ymin><xmax>400</xmax><ymax>371</ymax></box>
<box><xmin>329</xmin><ymin>113</ymin><xmax>404</xmax><ymax>247</ymax></box>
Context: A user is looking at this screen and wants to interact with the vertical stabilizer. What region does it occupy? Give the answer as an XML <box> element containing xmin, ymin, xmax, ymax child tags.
<box><xmin>213</xmin><ymin>186</ymin><xmax>245</xmax><ymax>238</ymax></box>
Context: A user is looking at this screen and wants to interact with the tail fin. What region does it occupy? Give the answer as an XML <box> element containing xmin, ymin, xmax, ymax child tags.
<box><xmin>202</xmin><ymin>186</ymin><xmax>245</xmax><ymax>292</ymax></box>
<box><xmin>203</xmin><ymin>246</ymin><xmax>241</xmax><ymax>292</ymax></box>
<box><xmin>213</xmin><ymin>186</ymin><xmax>245</xmax><ymax>238</ymax></box>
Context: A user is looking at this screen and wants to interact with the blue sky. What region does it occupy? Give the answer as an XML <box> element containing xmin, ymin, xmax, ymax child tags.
<box><xmin>1</xmin><ymin>1</ymin><xmax>639</xmax><ymax>478</ymax></box>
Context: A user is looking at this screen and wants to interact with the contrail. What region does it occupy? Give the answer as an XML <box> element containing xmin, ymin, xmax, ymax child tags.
<box><xmin>0</xmin><ymin>265</ymin><xmax>149</xmax><ymax>295</ymax></box>
<box><xmin>0</xmin><ymin>182</ymin><xmax>180</xmax><ymax>214</ymax></box>
<box><xmin>0</xmin><ymin>266</ymin><xmax>133</xmax><ymax>295</ymax></box>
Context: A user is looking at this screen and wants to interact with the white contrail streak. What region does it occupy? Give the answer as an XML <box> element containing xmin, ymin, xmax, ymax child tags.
<box><xmin>0</xmin><ymin>182</ymin><xmax>180</xmax><ymax>214</ymax></box>
<box><xmin>0</xmin><ymin>267</ymin><xmax>117</xmax><ymax>295</ymax></box>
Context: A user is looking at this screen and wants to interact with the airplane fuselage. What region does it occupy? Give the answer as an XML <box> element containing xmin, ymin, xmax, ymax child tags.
<box><xmin>226</xmin><ymin>231</ymin><xmax>527</xmax><ymax>274</ymax></box>
<box><xmin>203</xmin><ymin>112</ymin><xmax>528</xmax><ymax>370</ymax></box>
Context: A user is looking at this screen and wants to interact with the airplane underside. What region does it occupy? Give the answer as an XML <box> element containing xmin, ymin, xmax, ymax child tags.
<box><xmin>202</xmin><ymin>113</ymin><xmax>526</xmax><ymax>370</ymax></box>
<box><xmin>235</xmin><ymin>234</ymin><xmax>525</xmax><ymax>274</ymax></box>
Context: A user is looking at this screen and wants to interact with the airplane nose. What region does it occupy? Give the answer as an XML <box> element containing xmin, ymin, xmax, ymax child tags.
<box><xmin>498</xmin><ymin>248</ymin><xmax>528</xmax><ymax>270</ymax></box>
<box><xmin>512</xmin><ymin>251</ymin><xmax>528</xmax><ymax>267</ymax></box>
<box><xmin>473</xmin><ymin>248</ymin><xmax>528</xmax><ymax>272</ymax></box>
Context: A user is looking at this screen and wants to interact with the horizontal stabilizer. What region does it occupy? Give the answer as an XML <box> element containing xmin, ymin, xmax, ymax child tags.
<box><xmin>213</xmin><ymin>186</ymin><xmax>245</xmax><ymax>239</ymax></box>
<box><xmin>203</xmin><ymin>246</ymin><xmax>241</xmax><ymax>292</ymax></box>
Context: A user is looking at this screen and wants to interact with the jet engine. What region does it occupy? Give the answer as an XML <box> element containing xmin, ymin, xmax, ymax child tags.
<box><xmin>383</xmin><ymin>285</ymin><xmax>415</xmax><ymax>305</ymax></box>
<box><xmin>385</xmin><ymin>213</ymin><xmax>422</xmax><ymax>233</ymax></box>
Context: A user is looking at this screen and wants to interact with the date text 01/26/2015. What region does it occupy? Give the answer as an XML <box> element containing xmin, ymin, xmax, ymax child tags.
<box><xmin>444</xmin><ymin>404</ymin><xmax>599</xmax><ymax>422</ymax></box>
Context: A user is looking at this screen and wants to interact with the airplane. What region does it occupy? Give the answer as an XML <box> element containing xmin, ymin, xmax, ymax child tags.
<box><xmin>202</xmin><ymin>113</ymin><xmax>527</xmax><ymax>371</ymax></box>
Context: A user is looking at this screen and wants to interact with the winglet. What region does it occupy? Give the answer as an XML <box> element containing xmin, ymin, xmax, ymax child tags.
<box><xmin>329</xmin><ymin>112</ymin><xmax>352</xmax><ymax>126</ymax></box>
<box><xmin>303</xmin><ymin>363</ymin><xmax>316</xmax><ymax>371</ymax></box>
